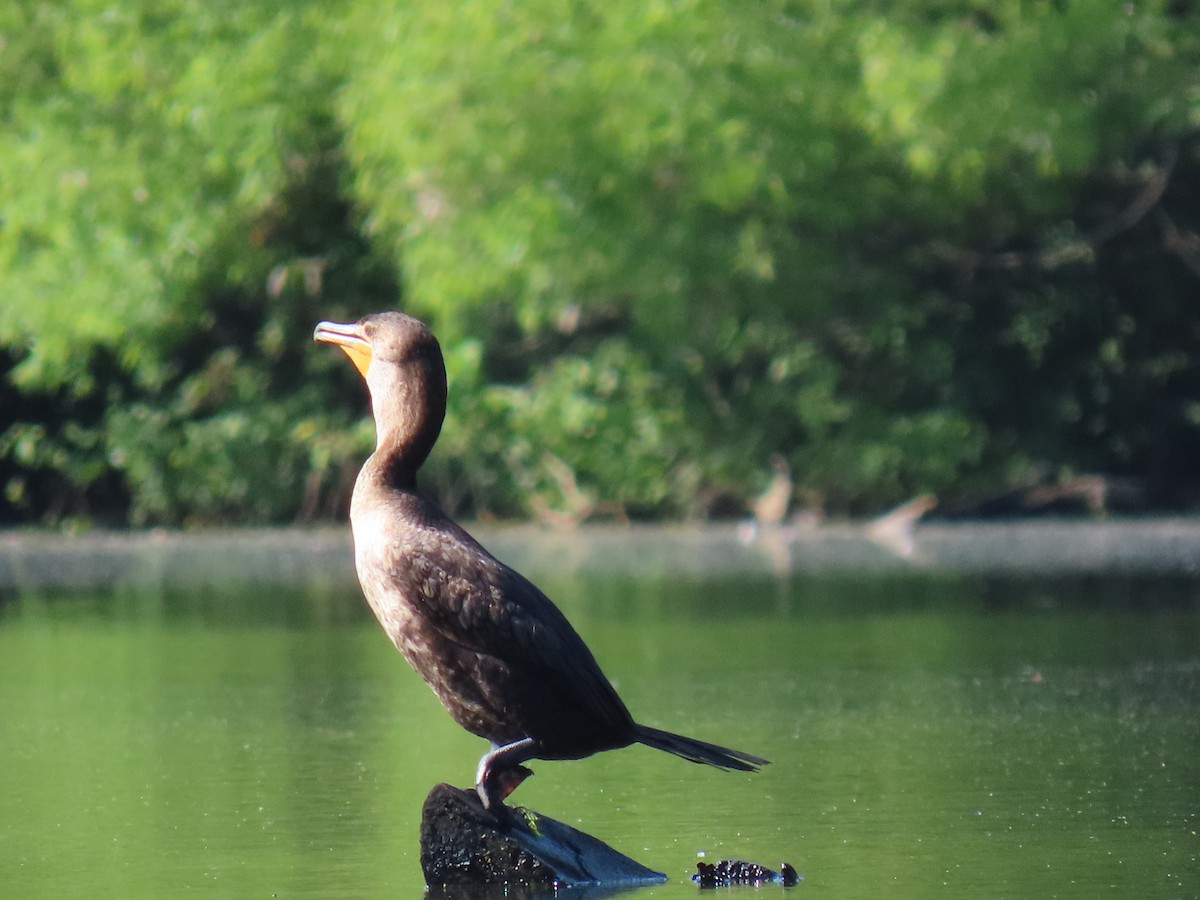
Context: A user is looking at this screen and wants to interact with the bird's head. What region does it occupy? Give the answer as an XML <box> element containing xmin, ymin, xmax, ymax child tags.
<box><xmin>314</xmin><ymin>311</ymin><xmax>447</xmax><ymax>470</ymax></box>
<box><xmin>313</xmin><ymin>311</ymin><xmax>441</xmax><ymax>378</ymax></box>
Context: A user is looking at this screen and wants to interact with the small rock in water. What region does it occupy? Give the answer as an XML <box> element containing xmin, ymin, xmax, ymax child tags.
<box><xmin>693</xmin><ymin>859</ymin><xmax>801</xmax><ymax>888</ymax></box>
<box><xmin>420</xmin><ymin>783</ymin><xmax>667</xmax><ymax>888</ymax></box>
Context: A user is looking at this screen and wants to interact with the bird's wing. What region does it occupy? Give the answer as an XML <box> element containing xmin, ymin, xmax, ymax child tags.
<box><xmin>397</xmin><ymin>521</ymin><xmax>631</xmax><ymax>724</ymax></box>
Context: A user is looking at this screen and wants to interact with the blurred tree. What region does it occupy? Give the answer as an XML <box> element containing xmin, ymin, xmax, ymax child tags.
<box><xmin>0</xmin><ymin>0</ymin><xmax>1197</xmax><ymax>525</ymax></box>
<box><xmin>0</xmin><ymin>1</ymin><xmax>394</xmax><ymax>524</ymax></box>
<box><xmin>338</xmin><ymin>0</ymin><xmax>1199</xmax><ymax>515</ymax></box>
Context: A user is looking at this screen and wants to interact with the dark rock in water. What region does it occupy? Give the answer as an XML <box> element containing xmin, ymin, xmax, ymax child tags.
<box><xmin>693</xmin><ymin>859</ymin><xmax>802</xmax><ymax>888</ymax></box>
<box><xmin>420</xmin><ymin>784</ymin><xmax>553</xmax><ymax>887</ymax></box>
<box><xmin>420</xmin><ymin>783</ymin><xmax>667</xmax><ymax>890</ymax></box>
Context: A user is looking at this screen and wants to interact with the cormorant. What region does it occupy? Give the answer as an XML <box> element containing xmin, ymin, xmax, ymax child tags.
<box><xmin>315</xmin><ymin>311</ymin><xmax>767</xmax><ymax>809</ymax></box>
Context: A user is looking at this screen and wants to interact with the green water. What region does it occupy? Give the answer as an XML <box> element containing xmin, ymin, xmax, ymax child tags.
<box><xmin>1</xmin><ymin>546</ymin><xmax>1198</xmax><ymax>897</ymax></box>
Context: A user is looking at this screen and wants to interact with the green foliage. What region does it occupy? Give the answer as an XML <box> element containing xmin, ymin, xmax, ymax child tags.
<box><xmin>0</xmin><ymin>2</ymin><xmax>334</xmax><ymax>389</ymax></box>
<box><xmin>498</xmin><ymin>338</ymin><xmax>694</xmax><ymax>519</ymax></box>
<box><xmin>1</xmin><ymin>0</ymin><xmax>1198</xmax><ymax>525</ymax></box>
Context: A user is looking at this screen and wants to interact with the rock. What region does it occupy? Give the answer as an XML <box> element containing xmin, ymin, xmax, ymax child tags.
<box><xmin>692</xmin><ymin>859</ymin><xmax>802</xmax><ymax>888</ymax></box>
<box><xmin>420</xmin><ymin>783</ymin><xmax>668</xmax><ymax>890</ymax></box>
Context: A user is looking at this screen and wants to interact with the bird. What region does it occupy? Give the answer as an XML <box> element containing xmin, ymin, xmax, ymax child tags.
<box><xmin>751</xmin><ymin>454</ymin><xmax>792</xmax><ymax>527</ymax></box>
<box><xmin>314</xmin><ymin>311</ymin><xmax>768</xmax><ymax>810</ymax></box>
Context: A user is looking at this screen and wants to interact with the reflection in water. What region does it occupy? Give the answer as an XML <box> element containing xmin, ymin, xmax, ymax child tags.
<box><xmin>0</xmin><ymin>528</ymin><xmax>1198</xmax><ymax>897</ymax></box>
<box><xmin>426</xmin><ymin>882</ymin><xmax>652</xmax><ymax>900</ymax></box>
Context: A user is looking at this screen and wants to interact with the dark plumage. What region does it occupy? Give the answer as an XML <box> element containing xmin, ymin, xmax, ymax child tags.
<box><xmin>314</xmin><ymin>311</ymin><xmax>767</xmax><ymax>808</ymax></box>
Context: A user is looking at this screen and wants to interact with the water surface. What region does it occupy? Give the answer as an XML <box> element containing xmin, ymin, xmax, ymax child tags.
<box><xmin>1</xmin><ymin>525</ymin><xmax>1197</xmax><ymax>897</ymax></box>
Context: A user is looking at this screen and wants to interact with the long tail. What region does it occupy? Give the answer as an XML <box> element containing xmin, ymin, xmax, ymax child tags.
<box><xmin>634</xmin><ymin>724</ymin><xmax>769</xmax><ymax>772</ymax></box>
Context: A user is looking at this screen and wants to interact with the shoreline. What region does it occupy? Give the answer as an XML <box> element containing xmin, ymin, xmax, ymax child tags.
<box><xmin>2</xmin><ymin>517</ymin><xmax>1199</xmax><ymax>590</ymax></box>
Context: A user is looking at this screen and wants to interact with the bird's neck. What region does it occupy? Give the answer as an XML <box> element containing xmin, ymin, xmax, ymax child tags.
<box><xmin>362</xmin><ymin>361</ymin><xmax>446</xmax><ymax>491</ymax></box>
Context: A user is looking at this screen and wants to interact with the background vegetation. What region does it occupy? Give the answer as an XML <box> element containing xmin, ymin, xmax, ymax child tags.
<box><xmin>1</xmin><ymin>0</ymin><xmax>1198</xmax><ymax>527</ymax></box>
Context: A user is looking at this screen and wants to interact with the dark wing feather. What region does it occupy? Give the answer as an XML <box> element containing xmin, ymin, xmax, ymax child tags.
<box><xmin>395</xmin><ymin>508</ymin><xmax>632</xmax><ymax>730</ymax></box>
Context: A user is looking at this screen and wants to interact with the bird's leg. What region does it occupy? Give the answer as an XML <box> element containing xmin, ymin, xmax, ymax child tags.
<box><xmin>475</xmin><ymin>737</ymin><xmax>541</xmax><ymax>810</ymax></box>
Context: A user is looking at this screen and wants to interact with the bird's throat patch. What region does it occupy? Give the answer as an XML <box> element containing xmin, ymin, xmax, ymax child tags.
<box><xmin>340</xmin><ymin>342</ymin><xmax>373</xmax><ymax>378</ymax></box>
